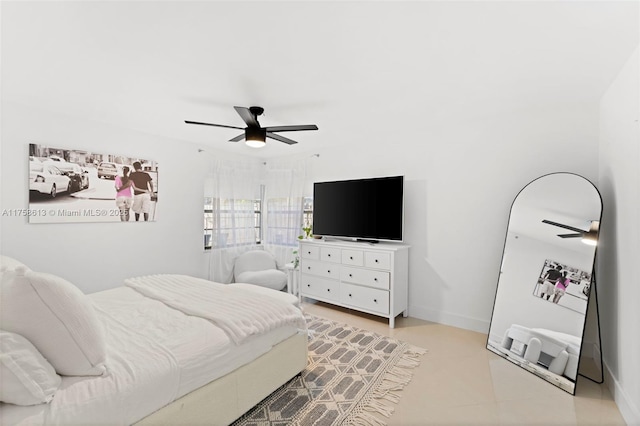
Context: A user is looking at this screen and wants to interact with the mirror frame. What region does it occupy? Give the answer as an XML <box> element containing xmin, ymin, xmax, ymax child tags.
<box><xmin>486</xmin><ymin>172</ymin><xmax>602</xmax><ymax>395</ymax></box>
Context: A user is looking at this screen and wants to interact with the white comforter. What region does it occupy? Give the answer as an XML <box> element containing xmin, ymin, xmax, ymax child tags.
<box><xmin>124</xmin><ymin>274</ymin><xmax>306</xmax><ymax>345</ymax></box>
<box><xmin>1</xmin><ymin>280</ymin><xmax>305</xmax><ymax>425</ymax></box>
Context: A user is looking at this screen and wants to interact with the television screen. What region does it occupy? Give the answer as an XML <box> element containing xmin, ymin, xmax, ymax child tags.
<box><xmin>312</xmin><ymin>176</ymin><xmax>404</xmax><ymax>241</ymax></box>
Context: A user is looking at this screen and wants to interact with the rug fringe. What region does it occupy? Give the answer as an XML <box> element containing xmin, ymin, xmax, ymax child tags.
<box><xmin>345</xmin><ymin>344</ymin><xmax>427</xmax><ymax>426</ymax></box>
<box><xmin>349</xmin><ymin>411</ymin><xmax>388</xmax><ymax>426</ymax></box>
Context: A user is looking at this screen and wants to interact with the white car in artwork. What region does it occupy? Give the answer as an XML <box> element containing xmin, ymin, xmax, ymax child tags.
<box><xmin>29</xmin><ymin>160</ymin><xmax>71</xmax><ymax>198</ymax></box>
<box><xmin>44</xmin><ymin>160</ymin><xmax>90</xmax><ymax>192</ymax></box>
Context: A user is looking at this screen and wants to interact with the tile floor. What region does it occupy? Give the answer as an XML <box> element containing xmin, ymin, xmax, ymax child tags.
<box><xmin>302</xmin><ymin>301</ymin><xmax>626</xmax><ymax>426</ymax></box>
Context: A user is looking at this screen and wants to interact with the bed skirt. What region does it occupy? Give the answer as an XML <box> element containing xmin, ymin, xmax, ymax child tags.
<box><xmin>135</xmin><ymin>331</ymin><xmax>308</xmax><ymax>426</ymax></box>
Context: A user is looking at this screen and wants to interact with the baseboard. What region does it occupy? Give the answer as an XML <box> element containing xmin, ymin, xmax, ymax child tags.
<box><xmin>603</xmin><ymin>360</ymin><xmax>640</xmax><ymax>426</ymax></box>
<box><xmin>409</xmin><ymin>305</ymin><xmax>490</xmax><ymax>334</ymax></box>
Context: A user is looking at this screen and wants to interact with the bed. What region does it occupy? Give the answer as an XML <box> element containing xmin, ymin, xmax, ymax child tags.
<box><xmin>0</xmin><ymin>256</ymin><xmax>308</xmax><ymax>426</ymax></box>
<box><xmin>501</xmin><ymin>324</ymin><xmax>580</xmax><ymax>380</ymax></box>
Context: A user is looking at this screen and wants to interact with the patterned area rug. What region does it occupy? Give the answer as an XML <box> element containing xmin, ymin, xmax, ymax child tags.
<box><xmin>232</xmin><ymin>314</ymin><xmax>427</xmax><ymax>426</ymax></box>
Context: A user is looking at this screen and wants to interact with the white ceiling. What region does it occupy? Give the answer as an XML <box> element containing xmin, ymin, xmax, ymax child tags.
<box><xmin>2</xmin><ymin>1</ymin><xmax>638</xmax><ymax>158</ymax></box>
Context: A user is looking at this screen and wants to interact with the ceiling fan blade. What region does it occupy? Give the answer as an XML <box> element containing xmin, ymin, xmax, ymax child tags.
<box><xmin>229</xmin><ymin>133</ymin><xmax>245</xmax><ymax>142</ymax></box>
<box><xmin>266</xmin><ymin>132</ymin><xmax>298</xmax><ymax>145</ymax></box>
<box><xmin>185</xmin><ymin>120</ymin><xmax>243</xmax><ymax>130</ymax></box>
<box><xmin>234</xmin><ymin>106</ymin><xmax>259</xmax><ymax>127</ymax></box>
<box><xmin>264</xmin><ymin>125</ymin><xmax>319</xmax><ymax>132</ymax></box>
<box><xmin>558</xmin><ymin>233</ymin><xmax>583</xmax><ymax>238</ymax></box>
<box><xmin>542</xmin><ymin>219</ymin><xmax>586</xmax><ymax>234</ymax></box>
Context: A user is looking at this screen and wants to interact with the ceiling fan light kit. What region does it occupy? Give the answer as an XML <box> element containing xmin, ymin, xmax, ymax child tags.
<box><xmin>185</xmin><ymin>105</ymin><xmax>318</xmax><ymax>148</ymax></box>
<box><xmin>245</xmin><ymin>127</ymin><xmax>267</xmax><ymax>148</ymax></box>
<box><xmin>581</xmin><ymin>221</ymin><xmax>600</xmax><ymax>246</ymax></box>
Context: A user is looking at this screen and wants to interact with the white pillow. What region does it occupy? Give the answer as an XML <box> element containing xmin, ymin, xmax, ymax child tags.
<box><xmin>0</xmin><ymin>331</ymin><xmax>62</xmax><ymax>405</ymax></box>
<box><xmin>0</xmin><ymin>255</ymin><xmax>27</xmax><ymax>272</ymax></box>
<box><xmin>0</xmin><ymin>267</ymin><xmax>107</xmax><ymax>376</ymax></box>
<box><xmin>235</xmin><ymin>269</ymin><xmax>287</xmax><ymax>291</ymax></box>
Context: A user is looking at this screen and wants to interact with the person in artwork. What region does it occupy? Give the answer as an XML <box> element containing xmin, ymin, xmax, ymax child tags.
<box><xmin>130</xmin><ymin>161</ymin><xmax>154</xmax><ymax>222</ymax></box>
<box><xmin>552</xmin><ymin>272</ymin><xmax>571</xmax><ymax>304</ymax></box>
<box><xmin>541</xmin><ymin>265</ymin><xmax>563</xmax><ymax>300</ymax></box>
<box><xmin>114</xmin><ymin>166</ymin><xmax>133</xmax><ymax>222</ymax></box>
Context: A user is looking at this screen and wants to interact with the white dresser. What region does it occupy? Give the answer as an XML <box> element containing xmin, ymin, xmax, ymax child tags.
<box><xmin>298</xmin><ymin>239</ymin><xmax>409</xmax><ymax>328</ymax></box>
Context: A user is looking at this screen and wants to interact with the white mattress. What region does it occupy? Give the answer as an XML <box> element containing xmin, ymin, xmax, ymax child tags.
<box><xmin>1</xmin><ymin>287</ymin><xmax>300</xmax><ymax>425</ymax></box>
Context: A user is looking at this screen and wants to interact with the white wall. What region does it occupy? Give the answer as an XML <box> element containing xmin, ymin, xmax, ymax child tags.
<box><xmin>598</xmin><ymin>47</ymin><xmax>640</xmax><ymax>425</ymax></box>
<box><xmin>0</xmin><ymin>101</ymin><xmax>234</xmax><ymax>293</ymax></box>
<box><xmin>304</xmin><ymin>103</ymin><xmax>600</xmax><ymax>333</ymax></box>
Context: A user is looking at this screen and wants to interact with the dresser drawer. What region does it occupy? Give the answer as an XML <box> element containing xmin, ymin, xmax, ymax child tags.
<box><xmin>300</xmin><ymin>245</ymin><xmax>320</xmax><ymax>260</ymax></box>
<box><xmin>300</xmin><ymin>275</ymin><xmax>340</xmax><ymax>302</ymax></box>
<box><xmin>320</xmin><ymin>246</ymin><xmax>341</xmax><ymax>263</ymax></box>
<box><xmin>364</xmin><ymin>252</ymin><xmax>391</xmax><ymax>270</ymax></box>
<box><xmin>301</xmin><ymin>259</ymin><xmax>340</xmax><ymax>280</ymax></box>
<box><xmin>341</xmin><ymin>266</ymin><xmax>390</xmax><ymax>290</ymax></box>
<box><xmin>341</xmin><ymin>249</ymin><xmax>364</xmax><ymax>266</ymax></box>
<box><xmin>340</xmin><ymin>283</ymin><xmax>389</xmax><ymax>315</ymax></box>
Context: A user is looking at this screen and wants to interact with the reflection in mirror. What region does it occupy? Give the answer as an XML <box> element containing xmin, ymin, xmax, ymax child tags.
<box><xmin>487</xmin><ymin>173</ymin><xmax>602</xmax><ymax>395</ymax></box>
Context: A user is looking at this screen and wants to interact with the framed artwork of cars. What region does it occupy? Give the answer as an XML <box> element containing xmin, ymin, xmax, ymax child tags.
<box><xmin>28</xmin><ymin>143</ymin><xmax>159</xmax><ymax>223</ymax></box>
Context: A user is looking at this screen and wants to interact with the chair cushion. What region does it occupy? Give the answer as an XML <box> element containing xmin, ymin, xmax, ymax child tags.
<box><xmin>0</xmin><ymin>267</ymin><xmax>107</xmax><ymax>376</ymax></box>
<box><xmin>234</xmin><ymin>250</ymin><xmax>278</xmax><ymax>277</ymax></box>
<box><xmin>235</xmin><ymin>269</ymin><xmax>287</xmax><ymax>291</ymax></box>
<box><xmin>0</xmin><ymin>331</ymin><xmax>61</xmax><ymax>405</ymax></box>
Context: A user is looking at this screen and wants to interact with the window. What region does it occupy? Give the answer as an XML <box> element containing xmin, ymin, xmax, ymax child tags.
<box><xmin>204</xmin><ymin>197</ymin><xmax>262</xmax><ymax>250</ymax></box>
<box><xmin>264</xmin><ymin>197</ymin><xmax>303</xmax><ymax>247</ymax></box>
<box><xmin>302</xmin><ymin>196</ymin><xmax>313</xmax><ymax>230</ymax></box>
<box><xmin>204</xmin><ymin>194</ymin><xmax>313</xmax><ymax>250</ymax></box>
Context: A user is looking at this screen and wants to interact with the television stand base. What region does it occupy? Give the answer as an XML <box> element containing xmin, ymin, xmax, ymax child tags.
<box><xmin>322</xmin><ymin>237</ymin><xmax>380</xmax><ymax>244</ymax></box>
<box><xmin>356</xmin><ymin>238</ymin><xmax>379</xmax><ymax>244</ymax></box>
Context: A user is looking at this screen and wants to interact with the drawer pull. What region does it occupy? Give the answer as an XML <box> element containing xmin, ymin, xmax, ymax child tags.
<box><xmin>350</xmin><ymin>256</ymin><xmax>353</xmax><ymax>260</ymax></box>
<box><xmin>374</xmin><ymin>278</ymin><xmax>378</xmax><ymax>282</ymax></box>
<box><xmin>307</xmin><ymin>266</ymin><xmax>311</xmax><ymax>270</ymax></box>
<box><xmin>348</xmin><ymin>293</ymin><xmax>352</xmax><ymax>297</ymax></box>
<box><xmin>328</xmin><ymin>254</ymin><xmax>331</xmax><ymax>257</ymax></box>
<box><xmin>327</xmin><ymin>270</ymin><xmax>331</xmax><ymax>273</ymax></box>
<box><xmin>327</xmin><ymin>289</ymin><xmax>331</xmax><ymax>292</ymax></box>
<box><xmin>307</xmin><ymin>284</ymin><xmax>311</xmax><ymax>287</ymax></box>
<box><xmin>307</xmin><ymin>251</ymin><xmax>311</xmax><ymax>254</ymax></box>
<box><xmin>374</xmin><ymin>299</ymin><xmax>378</xmax><ymax>303</ymax></box>
<box><xmin>349</xmin><ymin>274</ymin><xmax>353</xmax><ymax>277</ymax></box>
<box><xmin>375</xmin><ymin>259</ymin><xmax>379</xmax><ymax>263</ymax></box>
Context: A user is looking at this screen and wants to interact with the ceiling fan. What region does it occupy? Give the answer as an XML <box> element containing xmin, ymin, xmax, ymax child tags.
<box><xmin>185</xmin><ymin>106</ymin><xmax>318</xmax><ymax>148</ymax></box>
<box><xmin>542</xmin><ymin>219</ymin><xmax>599</xmax><ymax>245</ymax></box>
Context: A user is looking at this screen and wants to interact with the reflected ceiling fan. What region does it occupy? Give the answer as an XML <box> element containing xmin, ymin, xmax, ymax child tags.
<box><xmin>185</xmin><ymin>106</ymin><xmax>318</xmax><ymax>148</ymax></box>
<box><xmin>542</xmin><ymin>219</ymin><xmax>599</xmax><ymax>245</ymax></box>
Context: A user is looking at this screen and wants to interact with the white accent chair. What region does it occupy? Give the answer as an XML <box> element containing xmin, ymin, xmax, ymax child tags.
<box><xmin>233</xmin><ymin>250</ymin><xmax>287</xmax><ymax>291</ymax></box>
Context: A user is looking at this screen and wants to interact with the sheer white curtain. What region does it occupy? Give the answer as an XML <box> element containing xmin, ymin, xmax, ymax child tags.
<box><xmin>263</xmin><ymin>159</ymin><xmax>308</xmax><ymax>268</ymax></box>
<box><xmin>205</xmin><ymin>159</ymin><xmax>262</xmax><ymax>283</ymax></box>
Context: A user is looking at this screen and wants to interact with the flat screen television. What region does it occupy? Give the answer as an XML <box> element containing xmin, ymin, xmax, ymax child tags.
<box><xmin>312</xmin><ymin>175</ymin><xmax>404</xmax><ymax>242</ymax></box>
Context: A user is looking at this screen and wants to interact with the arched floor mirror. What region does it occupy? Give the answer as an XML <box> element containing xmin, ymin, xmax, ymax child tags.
<box><xmin>486</xmin><ymin>172</ymin><xmax>602</xmax><ymax>395</ymax></box>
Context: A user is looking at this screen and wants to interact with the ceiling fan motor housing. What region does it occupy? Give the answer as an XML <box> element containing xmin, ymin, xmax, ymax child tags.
<box><xmin>246</xmin><ymin>126</ymin><xmax>266</xmax><ymax>140</ymax></box>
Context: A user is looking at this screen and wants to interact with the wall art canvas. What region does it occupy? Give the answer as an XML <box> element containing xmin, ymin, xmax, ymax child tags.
<box><xmin>533</xmin><ymin>259</ymin><xmax>591</xmax><ymax>314</ymax></box>
<box><xmin>28</xmin><ymin>143</ymin><xmax>158</xmax><ymax>223</ymax></box>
